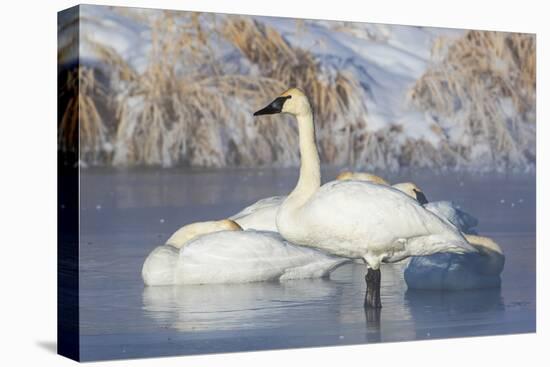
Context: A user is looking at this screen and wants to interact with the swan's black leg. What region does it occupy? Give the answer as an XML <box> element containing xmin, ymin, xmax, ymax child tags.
<box><xmin>364</xmin><ymin>267</ymin><xmax>382</xmax><ymax>308</ymax></box>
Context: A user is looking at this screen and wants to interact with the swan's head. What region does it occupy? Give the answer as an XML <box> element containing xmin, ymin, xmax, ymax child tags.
<box><xmin>253</xmin><ymin>88</ymin><xmax>311</xmax><ymax>117</ymax></box>
<box><xmin>336</xmin><ymin>171</ymin><xmax>390</xmax><ymax>186</ymax></box>
<box><xmin>392</xmin><ymin>182</ymin><xmax>429</xmax><ymax>205</ymax></box>
<box><xmin>166</xmin><ymin>219</ymin><xmax>242</xmax><ymax>249</ymax></box>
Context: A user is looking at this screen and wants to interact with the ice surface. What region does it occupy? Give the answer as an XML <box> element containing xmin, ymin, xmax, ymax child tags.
<box><xmin>78</xmin><ymin>167</ymin><xmax>535</xmax><ymax>361</ymax></box>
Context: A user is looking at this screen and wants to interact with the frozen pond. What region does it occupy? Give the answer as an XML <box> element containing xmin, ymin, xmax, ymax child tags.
<box><xmin>79</xmin><ymin>167</ymin><xmax>536</xmax><ymax>361</ymax></box>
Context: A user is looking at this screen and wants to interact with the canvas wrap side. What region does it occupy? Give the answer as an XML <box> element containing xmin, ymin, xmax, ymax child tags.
<box><xmin>58</xmin><ymin>5</ymin><xmax>81</xmax><ymax>362</ymax></box>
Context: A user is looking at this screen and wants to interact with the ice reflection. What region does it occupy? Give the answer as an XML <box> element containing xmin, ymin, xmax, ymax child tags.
<box><xmin>142</xmin><ymin>279</ymin><xmax>341</xmax><ymax>332</ymax></box>
<box><xmin>141</xmin><ymin>263</ymin><xmax>420</xmax><ymax>343</ymax></box>
<box><xmin>404</xmin><ymin>288</ymin><xmax>504</xmax><ymax>339</ymax></box>
<box><xmin>405</xmin><ymin>288</ymin><xmax>504</xmax><ymax>315</ymax></box>
<box><xmin>79</xmin><ymin>168</ymin><xmax>535</xmax><ymax>360</ymax></box>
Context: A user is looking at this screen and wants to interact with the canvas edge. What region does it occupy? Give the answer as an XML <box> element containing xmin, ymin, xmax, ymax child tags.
<box><xmin>57</xmin><ymin>4</ymin><xmax>81</xmax><ymax>362</ymax></box>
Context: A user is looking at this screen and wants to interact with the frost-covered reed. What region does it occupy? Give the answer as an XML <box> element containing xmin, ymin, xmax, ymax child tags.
<box><xmin>409</xmin><ymin>30</ymin><xmax>536</xmax><ymax>171</ymax></box>
<box><xmin>57</xmin><ymin>8</ymin><xmax>536</xmax><ymax>172</ymax></box>
<box><xmin>58</xmin><ymin>67</ymin><xmax>111</xmax><ymax>164</ymax></box>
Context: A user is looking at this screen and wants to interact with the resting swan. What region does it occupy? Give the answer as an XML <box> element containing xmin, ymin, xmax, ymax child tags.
<box><xmin>405</xmin><ymin>234</ymin><xmax>505</xmax><ymax>290</ymax></box>
<box><xmin>253</xmin><ymin>88</ymin><xmax>476</xmax><ymax>308</ymax></box>
<box><xmin>335</xmin><ymin>171</ymin><xmax>390</xmax><ymax>185</ymax></box>
<box><xmin>142</xmin><ymin>220</ymin><xmax>348</xmax><ymax>286</ymax></box>
<box><xmin>166</xmin><ymin>219</ymin><xmax>242</xmax><ymax>248</ymax></box>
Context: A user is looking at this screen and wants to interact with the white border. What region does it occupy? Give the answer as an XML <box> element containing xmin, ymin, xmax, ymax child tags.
<box><xmin>0</xmin><ymin>1</ymin><xmax>546</xmax><ymax>366</ymax></box>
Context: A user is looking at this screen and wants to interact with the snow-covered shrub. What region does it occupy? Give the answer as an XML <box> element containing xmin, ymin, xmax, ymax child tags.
<box><xmin>409</xmin><ymin>31</ymin><xmax>536</xmax><ymax>171</ymax></box>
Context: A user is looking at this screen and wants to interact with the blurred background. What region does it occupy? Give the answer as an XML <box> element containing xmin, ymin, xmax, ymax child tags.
<box><xmin>58</xmin><ymin>5</ymin><xmax>536</xmax><ymax>172</ymax></box>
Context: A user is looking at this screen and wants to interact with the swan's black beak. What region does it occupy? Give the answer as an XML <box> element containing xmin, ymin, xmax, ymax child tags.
<box><xmin>414</xmin><ymin>189</ymin><xmax>429</xmax><ymax>205</ymax></box>
<box><xmin>253</xmin><ymin>96</ymin><xmax>291</xmax><ymax>116</ymax></box>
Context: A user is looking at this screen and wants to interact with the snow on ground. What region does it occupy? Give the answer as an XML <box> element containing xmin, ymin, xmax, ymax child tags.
<box><xmin>67</xmin><ymin>5</ymin><xmax>462</xmax><ymax>145</ymax></box>
<box><xmin>59</xmin><ymin>5</ymin><xmax>533</xmax><ymax>172</ymax></box>
<box><xmin>258</xmin><ymin>16</ymin><xmax>463</xmax><ymax>142</ymax></box>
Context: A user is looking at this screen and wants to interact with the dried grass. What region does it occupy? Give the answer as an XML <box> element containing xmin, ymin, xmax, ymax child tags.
<box><xmin>58</xmin><ymin>67</ymin><xmax>109</xmax><ymax>163</ymax></box>
<box><xmin>63</xmin><ymin>10</ymin><xmax>535</xmax><ymax>172</ymax></box>
<box><xmin>85</xmin><ymin>13</ymin><xmax>370</xmax><ymax>168</ymax></box>
<box><xmin>409</xmin><ymin>30</ymin><xmax>536</xmax><ymax>170</ymax></box>
<box><xmin>102</xmin><ymin>13</ymin><xmax>302</xmax><ymax>167</ymax></box>
<box><xmin>223</xmin><ymin>17</ymin><xmax>369</xmax><ymax>165</ymax></box>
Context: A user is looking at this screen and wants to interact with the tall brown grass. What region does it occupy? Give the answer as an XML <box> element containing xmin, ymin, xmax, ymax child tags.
<box><xmin>58</xmin><ymin>67</ymin><xmax>110</xmax><ymax>163</ymax></box>
<box><xmin>100</xmin><ymin>13</ymin><xmax>298</xmax><ymax>167</ymax></box>
<box><xmin>59</xmin><ymin>9</ymin><xmax>535</xmax><ymax>171</ymax></box>
<box><xmin>87</xmin><ymin>13</ymin><xmax>370</xmax><ymax>167</ymax></box>
<box><xmin>223</xmin><ymin>17</ymin><xmax>369</xmax><ymax>164</ymax></box>
<box><xmin>409</xmin><ymin>30</ymin><xmax>536</xmax><ymax>170</ymax></box>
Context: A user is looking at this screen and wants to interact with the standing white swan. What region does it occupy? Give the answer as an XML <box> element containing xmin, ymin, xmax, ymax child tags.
<box><xmin>231</xmin><ymin>175</ymin><xmax>478</xmax><ymax>234</ymax></box>
<box><xmin>253</xmin><ymin>88</ymin><xmax>476</xmax><ymax>308</ymax></box>
<box><xmin>142</xmin><ymin>220</ymin><xmax>348</xmax><ymax>286</ymax></box>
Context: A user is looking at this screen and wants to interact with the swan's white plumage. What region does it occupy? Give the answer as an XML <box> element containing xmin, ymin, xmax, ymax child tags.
<box><xmin>229</xmin><ymin>196</ymin><xmax>284</xmax><ymax>232</ymax></box>
<box><xmin>142</xmin><ymin>245</ymin><xmax>179</xmax><ymax>286</ymax></box>
<box><xmin>229</xmin><ymin>172</ymin><xmax>390</xmax><ymax>233</ymax></box>
<box><xmin>277</xmin><ymin>180</ymin><xmax>475</xmax><ymax>268</ymax></box>
<box><xmin>405</xmin><ymin>234</ymin><xmax>504</xmax><ymax>290</ymax></box>
<box><xmin>229</xmin><ymin>174</ymin><xmax>407</xmax><ymax>233</ymax></box>
<box><xmin>142</xmin><ymin>230</ymin><xmax>348</xmax><ymax>286</ymax></box>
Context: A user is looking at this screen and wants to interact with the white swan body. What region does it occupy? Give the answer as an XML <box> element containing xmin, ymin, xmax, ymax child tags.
<box><xmin>254</xmin><ymin>88</ymin><xmax>475</xmax><ymax>273</ymax></box>
<box><xmin>278</xmin><ymin>180</ymin><xmax>474</xmax><ymax>267</ymax></box>
<box><xmin>142</xmin><ymin>230</ymin><xmax>348</xmax><ymax>286</ymax></box>
<box><xmin>229</xmin><ymin>196</ymin><xmax>285</xmax><ymax>231</ymax></box>
<box><xmin>405</xmin><ymin>234</ymin><xmax>504</xmax><ymax>290</ymax></box>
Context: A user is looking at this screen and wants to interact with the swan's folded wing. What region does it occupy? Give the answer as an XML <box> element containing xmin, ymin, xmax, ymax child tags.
<box><xmin>229</xmin><ymin>196</ymin><xmax>286</xmax><ymax>220</ymax></box>
<box><xmin>303</xmin><ymin>181</ymin><xmax>469</xmax><ymax>249</ymax></box>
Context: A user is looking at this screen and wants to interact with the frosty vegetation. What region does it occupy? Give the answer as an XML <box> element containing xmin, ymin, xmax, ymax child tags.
<box><xmin>58</xmin><ymin>6</ymin><xmax>536</xmax><ymax>172</ymax></box>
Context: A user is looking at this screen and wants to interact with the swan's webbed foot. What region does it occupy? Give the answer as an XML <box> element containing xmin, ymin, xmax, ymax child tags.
<box><xmin>364</xmin><ymin>268</ymin><xmax>382</xmax><ymax>308</ymax></box>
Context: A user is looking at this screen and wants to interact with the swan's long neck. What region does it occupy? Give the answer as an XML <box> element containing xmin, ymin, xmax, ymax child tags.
<box><xmin>286</xmin><ymin>110</ymin><xmax>320</xmax><ymax>208</ymax></box>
